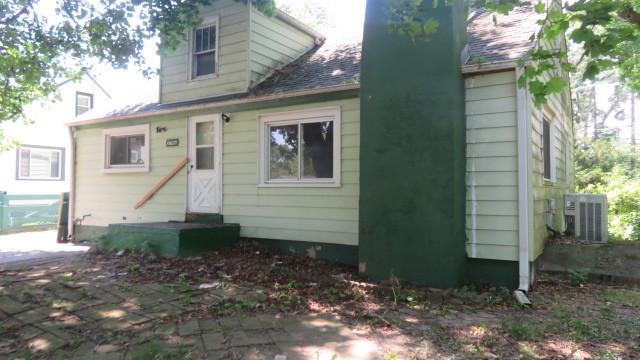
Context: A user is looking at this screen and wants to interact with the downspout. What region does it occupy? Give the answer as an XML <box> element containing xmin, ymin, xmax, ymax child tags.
<box><xmin>67</xmin><ymin>126</ymin><xmax>76</xmax><ymax>241</ymax></box>
<box><xmin>515</xmin><ymin>67</ymin><xmax>532</xmax><ymax>305</ymax></box>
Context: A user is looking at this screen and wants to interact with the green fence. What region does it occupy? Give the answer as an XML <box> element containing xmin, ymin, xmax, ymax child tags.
<box><xmin>0</xmin><ymin>193</ymin><xmax>63</xmax><ymax>234</ymax></box>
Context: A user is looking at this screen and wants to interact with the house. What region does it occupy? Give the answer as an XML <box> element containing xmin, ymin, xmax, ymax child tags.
<box><xmin>0</xmin><ymin>74</ymin><xmax>110</xmax><ymax>195</ymax></box>
<box><xmin>65</xmin><ymin>0</ymin><xmax>573</xmax><ymax>290</ymax></box>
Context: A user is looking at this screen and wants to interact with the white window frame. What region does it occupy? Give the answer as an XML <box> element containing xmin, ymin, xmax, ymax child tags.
<box><xmin>75</xmin><ymin>92</ymin><xmax>93</xmax><ymax>117</ymax></box>
<box><xmin>102</xmin><ymin>124</ymin><xmax>150</xmax><ymax>173</ymax></box>
<box><xmin>16</xmin><ymin>145</ymin><xmax>64</xmax><ymax>181</ymax></box>
<box><xmin>542</xmin><ymin>112</ymin><xmax>557</xmax><ymax>184</ymax></box>
<box><xmin>257</xmin><ymin>107</ymin><xmax>341</xmax><ymax>188</ymax></box>
<box><xmin>188</xmin><ymin>15</ymin><xmax>219</xmax><ymax>81</ymax></box>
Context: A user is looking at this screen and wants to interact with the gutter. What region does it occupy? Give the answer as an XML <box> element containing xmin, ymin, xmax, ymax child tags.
<box><xmin>65</xmin><ymin>84</ymin><xmax>360</xmax><ymax>127</ymax></box>
<box><xmin>275</xmin><ymin>10</ymin><xmax>326</xmax><ymax>44</ymax></box>
<box><xmin>515</xmin><ymin>66</ymin><xmax>532</xmax><ymax>305</ymax></box>
<box><xmin>67</xmin><ymin>126</ymin><xmax>76</xmax><ymax>240</ymax></box>
<box><xmin>462</xmin><ymin>60</ymin><xmax>517</xmax><ymax>75</ymax></box>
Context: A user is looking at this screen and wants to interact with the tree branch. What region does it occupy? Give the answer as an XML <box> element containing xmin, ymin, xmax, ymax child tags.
<box><xmin>0</xmin><ymin>3</ymin><xmax>32</xmax><ymax>25</ymax></box>
<box><xmin>617</xmin><ymin>5</ymin><xmax>640</xmax><ymax>29</ymax></box>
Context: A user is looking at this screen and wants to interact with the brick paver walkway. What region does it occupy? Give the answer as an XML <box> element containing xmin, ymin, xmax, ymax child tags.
<box><xmin>0</xmin><ymin>257</ymin><xmax>380</xmax><ymax>359</ymax></box>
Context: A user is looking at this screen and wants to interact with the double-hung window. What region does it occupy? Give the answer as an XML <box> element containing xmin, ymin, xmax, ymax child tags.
<box><xmin>76</xmin><ymin>92</ymin><xmax>93</xmax><ymax>116</ymax></box>
<box><xmin>191</xmin><ymin>20</ymin><xmax>218</xmax><ymax>79</ymax></box>
<box><xmin>103</xmin><ymin>125</ymin><xmax>150</xmax><ymax>173</ymax></box>
<box><xmin>258</xmin><ymin>107</ymin><xmax>341</xmax><ymax>186</ymax></box>
<box><xmin>16</xmin><ymin>146</ymin><xmax>64</xmax><ymax>181</ymax></box>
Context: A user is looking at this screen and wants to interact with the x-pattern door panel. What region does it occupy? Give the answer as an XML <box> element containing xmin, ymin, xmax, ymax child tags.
<box><xmin>188</xmin><ymin>115</ymin><xmax>220</xmax><ymax>213</ymax></box>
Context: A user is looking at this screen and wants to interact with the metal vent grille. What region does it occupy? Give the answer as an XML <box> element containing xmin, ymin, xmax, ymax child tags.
<box><xmin>594</xmin><ymin>203</ymin><xmax>602</xmax><ymax>242</ymax></box>
<box><xmin>579</xmin><ymin>202</ymin><xmax>587</xmax><ymax>241</ymax></box>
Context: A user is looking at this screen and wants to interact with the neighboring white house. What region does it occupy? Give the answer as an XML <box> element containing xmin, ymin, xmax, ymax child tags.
<box><xmin>0</xmin><ymin>74</ymin><xmax>111</xmax><ymax>195</ymax></box>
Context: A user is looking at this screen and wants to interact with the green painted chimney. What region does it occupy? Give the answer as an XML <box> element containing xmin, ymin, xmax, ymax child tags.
<box><xmin>358</xmin><ymin>0</ymin><xmax>468</xmax><ymax>288</ymax></box>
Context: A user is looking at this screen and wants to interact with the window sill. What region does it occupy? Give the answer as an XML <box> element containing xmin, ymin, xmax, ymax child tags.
<box><xmin>16</xmin><ymin>178</ymin><xmax>64</xmax><ymax>182</ymax></box>
<box><xmin>257</xmin><ymin>181</ymin><xmax>342</xmax><ymax>188</ymax></box>
<box><xmin>189</xmin><ymin>73</ymin><xmax>218</xmax><ymax>82</ymax></box>
<box><xmin>543</xmin><ymin>178</ymin><xmax>556</xmax><ymax>186</ymax></box>
<box><xmin>103</xmin><ymin>167</ymin><xmax>149</xmax><ymax>174</ymax></box>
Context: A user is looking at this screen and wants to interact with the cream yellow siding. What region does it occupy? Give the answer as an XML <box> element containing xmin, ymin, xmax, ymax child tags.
<box><xmin>465</xmin><ymin>71</ymin><xmax>520</xmax><ymax>261</ymax></box>
<box><xmin>160</xmin><ymin>0</ymin><xmax>251</xmax><ymax>103</ymax></box>
<box><xmin>530</xmin><ymin>75</ymin><xmax>574</xmax><ymax>260</ymax></box>
<box><xmin>74</xmin><ymin>115</ymin><xmax>189</xmax><ymax>226</ymax></box>
<box><xmin>73</xmin><ymin>97</ymin><xmax>360</xmax><ymax>246</ymax></box>
<box><xmin>222</xmin><ymin>98</ymin><xmax>360</xmax><ymax>246</ymax></box>
<box><xmin>248</xmin><ymin>8</ymin><xmax>316</xmax><ymax>85</ymax></box>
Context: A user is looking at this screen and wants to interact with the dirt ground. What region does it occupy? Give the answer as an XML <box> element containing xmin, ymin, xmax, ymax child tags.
<box><xmin>1</xmin><ymin>240</ymin><xmax>638</xmax><ymax>359</ymax></box>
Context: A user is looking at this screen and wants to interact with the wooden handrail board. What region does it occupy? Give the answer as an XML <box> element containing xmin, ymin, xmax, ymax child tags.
<box><xmin>133</xmin><ymin>158</ymin><xmax>189</xmax><ymax>210</ymax></box>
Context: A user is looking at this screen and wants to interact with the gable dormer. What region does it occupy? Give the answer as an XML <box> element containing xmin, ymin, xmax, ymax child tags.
<box><xmin>159</xmin><ymin>0</ymin><xmax>322</xmax><ymax>104</ymax></box>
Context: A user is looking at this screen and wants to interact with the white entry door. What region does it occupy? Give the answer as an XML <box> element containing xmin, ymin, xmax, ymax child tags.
<box><xmin>188</xmin><ymin>114</ymin><xmax>221</xmax><ymax>213</ymax></box>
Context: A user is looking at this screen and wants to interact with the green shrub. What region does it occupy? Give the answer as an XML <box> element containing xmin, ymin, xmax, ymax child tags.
<box><xmin>575</xmin><ymin>138</ymin><xmax>640</xmax><ymax>240</ymax></box>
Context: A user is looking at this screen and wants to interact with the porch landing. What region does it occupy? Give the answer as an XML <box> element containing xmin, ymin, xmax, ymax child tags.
<box><xmin>100</xmin><ymin>219</ymin><xmax>240</xmax><ymax>257</ymax></box>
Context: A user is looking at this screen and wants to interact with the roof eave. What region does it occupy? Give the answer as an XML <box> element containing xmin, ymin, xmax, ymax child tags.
<box><xmin>276</xmin><ymin>10</ymin><xmax>326</xmax><ymax>44</ymax></box>
<box><xmin>462</xmin><ymin>60</ymin><xmax>518</xmax><ymax>75</ymax></box>
<box><xmin>66</xmin><ymin>83</ymin><xmax>360</xmax><ymax>127</ymax></box>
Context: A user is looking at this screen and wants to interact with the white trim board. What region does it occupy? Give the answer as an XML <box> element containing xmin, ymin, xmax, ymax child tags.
<box><xmin>256</xmin><ymin>106</ymin><xmax>342</xmax><ymax>188</ymax></box>
<box><xmin>101</xmin><ymin>124</ymin><xmax>150</xmax><ymax>173</ymax></box>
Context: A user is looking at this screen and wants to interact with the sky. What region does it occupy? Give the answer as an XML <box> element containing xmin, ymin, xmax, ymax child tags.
<box><xmin>86</xmin><ymin>0</ymin><xmax>367</xmax><ymax>109</ymax></box>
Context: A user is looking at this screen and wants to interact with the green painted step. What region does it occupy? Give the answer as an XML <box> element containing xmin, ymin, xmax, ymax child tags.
<box><xmin>102</xmin><ymin>222</ymin><xmax>240</xmax><ymax>257</ymax></box>
<box><xmin>185</xmin><ymin>213</ymin><xmax>224</xmax><ymax>225</ymax></box>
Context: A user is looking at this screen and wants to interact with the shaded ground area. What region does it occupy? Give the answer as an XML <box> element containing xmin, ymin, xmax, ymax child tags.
<box><xmin>0</xmin><ymin>230</ymin><xmax>88</xmax><ymax>265</ymax></box>
<box><xmin>0</xmin><ymin>240</ymin><xmax>638</xmax><ymax>359</ymax></box>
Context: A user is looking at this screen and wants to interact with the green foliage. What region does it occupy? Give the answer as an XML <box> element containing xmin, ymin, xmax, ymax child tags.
<box><xmin>575</xmin><ymin>137</ymin><xmax>640</xmax><ymax>240</ymax></box>
<box><xmin>500</xmin><ymin>319</ymin><xmax>546</xmax><ymax>341</ymax></box>
<box><xmin>567</xmin><ymin>268</ymin><xmax>589</xmax><ymax>286</ymax></box>
<box><xmin>0</xmin><ymin>0</ymin><xmax>277</xmax><ymax>124</ymax></box>
<box><xmin>386</xmin><ymin>0</ymin><xmax>640</xmax><ymax>105</ymax></box>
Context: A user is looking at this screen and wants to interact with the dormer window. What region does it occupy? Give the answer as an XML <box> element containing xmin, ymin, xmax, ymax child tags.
<box><xmin>76</xmin><ymin>92</ymin><xmax>93</xmax><ymax>116</ymax></box>
<box><xmin>191</xmin><ymin>21</ymin><xmax>218</xmax><ymax>79</ymax></box>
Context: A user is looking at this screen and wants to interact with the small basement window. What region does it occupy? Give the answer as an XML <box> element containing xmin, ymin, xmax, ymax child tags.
<box><xmin>76</xmin><ymin>92</ymin><xmax>93</xmax><ymax>116</ymax></box>
<box><xmin>191</xmin><ymin>20</ymin><xmax>218</xmax><ymax>79</ymax></box>
<box><xmin>258</xmin><ymin>107</ymin><xmax>341</xmax><ymax>187</ymax></box>
<box><xmin>16</xmin><ymin>146</ymin><xmax>64</xmax><ymax>181</ymax></box>
<box><xmin>103</xmin><ymin>125</ymin><xmax>149</xmax><ymax>173</ymax></box>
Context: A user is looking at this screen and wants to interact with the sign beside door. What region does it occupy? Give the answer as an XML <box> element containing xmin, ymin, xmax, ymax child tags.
<box><xmin>187</xmin><ymin>114</ymin><xmax>221</xmax><ymax>213</ymax></box>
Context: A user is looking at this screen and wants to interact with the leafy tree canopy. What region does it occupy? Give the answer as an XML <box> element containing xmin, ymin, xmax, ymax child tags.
<box><xmin>1</xmin><ymin>0</ymin><xmax>639</xmax><ymax>124</ymax></box>
<box><xmin>0</xmin><ymin>0</ymin><xmax>276</xmax><ymax>123</ymax></box>
<box><xmin>387</xmin><ymin>0</ymin><xmax>640</xmax><ymax>105</ymax></box>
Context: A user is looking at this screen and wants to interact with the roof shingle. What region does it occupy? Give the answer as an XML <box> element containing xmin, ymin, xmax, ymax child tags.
<box><xmin>71</xmin><ymin>6</ymin><xmax>540</xmax><ymax>123</ymax></box>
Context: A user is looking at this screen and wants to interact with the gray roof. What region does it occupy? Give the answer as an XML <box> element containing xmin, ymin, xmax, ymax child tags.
<box><xmin>72</xmin><ymin>7</ymin><xmax>540</xmax><ymax>123</ymax></box>
<box><xmin>251</xmin><ymin>38</ymin><xmax>361</xmax><ymax>96</ymax></box>
<box><xmin>466</xmin><ymin>6</ymin><xmax>541</xmax><ymax>64</ymax></box>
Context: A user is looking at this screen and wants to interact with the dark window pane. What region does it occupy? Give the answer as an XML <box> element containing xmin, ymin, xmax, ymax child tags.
<box><xmin>203</xmin><ymin>27</ymin><xmax>210</xmax><ymax>51</ymax></box>
<box><xmin>110</xmin><ymin>136</ymin><xmax>129</xmax><ymax>165</ymax></box>
<box><xmin>543</xmin><ymin>119</ymin><xmax>551</xmax><ymax>179</ymax></box>
<box><xmin>194</xmin><ymin>52</ymin><xmax>215</xmax><ymax>77</ymax></box>
<box><xmin>128</xmin><ymin>135</ymin><xmax>145</xmax><ymax>164</ymax></box>
<box><xmin>19</xmin><ymin>149</ymin><xmax>30</xmax><ymax>177</ymax></box>
<box><xmin>208</xmin><ymin>26</ymin><xmax>216</xmax><ymax>49</ymax></box>
<box><xmin>301</xmin><ymin>121</ymin><xmax>333</xmax><ymax>179</ymax></box>
<box><xmin>269</xmin><ymin>124</ymin><xmax>298</xmax><ymax>180</ymax></box>
<box><xmin>50</xmin><ymin>151</ymin><xmax>60</xmax><ymax>178</ymax></box>
<box><xmin>195</xmin><ymin>28</ymin><xmax>203</xmax><ymax>52</ymax></box>
<box><xmin>196</xmin><ymin>147</ymin><xmax>214</xmax><ymax>170</ymax></box>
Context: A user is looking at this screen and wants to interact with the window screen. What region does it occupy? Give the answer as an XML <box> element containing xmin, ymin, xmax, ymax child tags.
<box><xmin>192</xmin><ymin>24</ymin><xmax>217</xmax><ymax>78</ymax></box>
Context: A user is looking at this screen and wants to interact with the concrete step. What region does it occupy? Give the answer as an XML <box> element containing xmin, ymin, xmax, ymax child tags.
<box><xmin>101</xmin><ymin>222</ymin><xmax>239</xmax><ymax>257</ymax></box>
<box><xmin>185</xmin><ymin>213</ymin><xmax>224</xmax><ymax>225</ymax></box>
